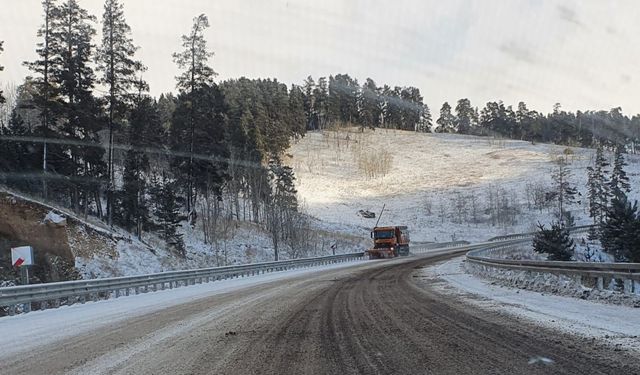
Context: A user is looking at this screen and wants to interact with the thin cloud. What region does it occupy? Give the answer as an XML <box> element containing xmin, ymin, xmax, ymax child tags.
<box><xmin>557</xmin><ymin>5</ymin><xmax>584</xmax><ymax>28</ymax></box>
<box><xmin>498</xmin><ymin>41</ymin><xmax>538</xmax><ymax>64</ymax></box>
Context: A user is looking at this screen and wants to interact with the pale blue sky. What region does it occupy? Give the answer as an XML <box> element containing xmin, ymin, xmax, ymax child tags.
<box><xmin>1</xmin><ymin>0</ymin><xmax>639</xmax><ymax>113</ymax></box>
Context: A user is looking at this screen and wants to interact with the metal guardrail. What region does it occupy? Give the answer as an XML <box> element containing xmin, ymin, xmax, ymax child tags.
<box><xmin>411</xmin><ymin>240</ymin><xmax>470</xmax><ymax>253</ymax></box>
<box><xmin>486</xmin><ymin>224</ymin><xmax>593</xmax><ymax>242</ymax></box>
<box><xmin>3</xmin><ymin>224</ymin><xmax>630</xmax><ymax>316</ymax></box>
<box><xmin>0</xmin><ymin>252</ymin><xmax>364</xmax><ymax>316</ymax></box>
<box><xmin>467</xmin><ymin>227</ymin><xmax>640</xmax><ymax>294</ymax></box>
<box><xmin>0</xmin><ymin>239</ymin><xmax>510</xmax><ymax>316</ymax></box>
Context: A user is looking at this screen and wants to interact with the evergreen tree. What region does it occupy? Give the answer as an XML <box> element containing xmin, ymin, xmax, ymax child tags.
<box><xmin>155</xmin><ymin>93</ymin><xmax>174</xmax><ymax>141</ymax></box>
<box><xmin>119</xmin><ymin>97</ymin><xmax>157</xmax><ymax>237</ymax></box>
<box><xmin>601</xmin><ymin>194</ymin><xmax>640</xmax><ymax>262</ymax></box>
<box><xmin>454</xmin><ymin>98</ymin><xmax>475</xmax><ymax>134</ymax></box>
<box><xmin>551</xmin><ymin>158</ymin><xmax>577</xmax><ymax>223</ymax></box>
<box><xmin>312</xmin><ymin>77</ymin><xmax>328</xmax><ymax>129</ymax></box>
<box><xmin>47</xmin><ymin>0</ymin><xmax>104</xmax><ymax>213</ymax></box>
<box><xmin>479</xmin><ymin>101</ymin><xmax>515</xmax><ymax>137</ymax></box>
<box><xmin>328</xmin><ymin>74</ymin><xmax>359</xmax><ymax>124</ymax></box>
<box><xmin>23</xmin><ymin>0</ymin><xmax>60</xmax><ymax>198</ymax></box>
<box><xmin>416</xmin><ymin>103</ymin><xmax>432</xmax><ymax>132</ymax></box>
<box><xmin>266</xmin><ymin>157</ymin><xmax>298</xmax><ymax>261</ymax></box>
<box><xmin>514</xmin><ymin>101</ymin><xmax>534</xmax><ymax>140</ymax></box>
<box><xmin>288</xmin><ymin>84</ymin><xmax>306</xmax><ymax>137</ymax></box>
<box><xmin>0</xmin><ymin>110</ymin><xmax>40</xmax><ymax>191</ymax></box>
<box><xmin>586</xmin><ymin>146</ymin><xmax>610</xmax><ymax>225</ymax></box>
<box><xmin>302</xmin><ymin>75</ymin><xmax>315</xmax><ymax>130</ymax></box>
<box><xmin>359</xmin><ymin>78</ymin><xmax>381</xmax><ymax>129</ymax></box>
<box><xmin>610</xmin><ymin>145</ymin><xmax>631</xmax><ymax>198</ymax></box>
<box><xmin>152</xmin><ymin>173</ymin><xmax>186</xmax><ymax>256</ymax></box>
<box><xmin>399</xmin><ymin>86</ymin><xmax>424</xmax><ymax>131</ymax></box>
<box><xmin>0</xmin><ymin>41</ymin><xmax>5</xmax><ymax>104</ymax></box>
<box><xmin>170</xmin><ymin>84</ymin><xmax>228</xmax><ymax>213</ymax></box>
<box><xmin>96</xmin><ymin>0</ymin><xmax>146</xmax><ymax>226</ymax></box>
<box><xmin>172</xmin><ymin>14</ymin><xmax>217</xmax><ymax>213</ymax></box>
<box><xmin>381</xmin><ymin>85</ymin><xmax>402</xmax><ymax>129</ymax></box>
<box><xmin>533</xmin><ymin>221</ymin><xmax>575</xmax><ymax>261</ymax></box>
<box><xmin>435</xmin><ymin>102</ymin><xmax>455</xmax><ymax>133</ymax></box>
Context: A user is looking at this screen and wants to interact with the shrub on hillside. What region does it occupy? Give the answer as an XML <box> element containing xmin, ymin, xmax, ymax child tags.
<box><xmin>533</xmin><ymin>221</ymin><xmax>574</xmax><ymax>261</ymax></box>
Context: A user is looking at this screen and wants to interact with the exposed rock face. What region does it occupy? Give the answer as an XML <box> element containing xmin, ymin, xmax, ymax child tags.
<box><xmin>0</xmin><ymin>192</ymin><xmax>118</xmax><ymax>281</ymax></box>
<box><xmin>0</xmin><ymin>193</ymin><xmax>74</xmax><ymax>262</ymax></box>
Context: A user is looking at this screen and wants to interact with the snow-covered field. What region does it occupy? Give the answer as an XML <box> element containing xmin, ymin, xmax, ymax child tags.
<box><xmin>289</xmin><ymin>129</ymin><xmax>640</xmax><ymax>242</ymax></box>
<box><xmin>423</xmin><ymin>257</ymin><xmax>640</xmax><ymax>353</ymax></box>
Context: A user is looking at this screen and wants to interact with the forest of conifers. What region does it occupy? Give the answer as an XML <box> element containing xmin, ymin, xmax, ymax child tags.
<box><xmin>0</xmin><ymin>0</ymin><xmax>639</xmax><ymax>256</ymax></box>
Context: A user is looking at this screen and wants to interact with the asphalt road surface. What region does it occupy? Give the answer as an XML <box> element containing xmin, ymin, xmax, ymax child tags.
<box><xmin>2</xmin><ymin>252</ymin><xmax>638</xmax><ymax>375</ymax></box>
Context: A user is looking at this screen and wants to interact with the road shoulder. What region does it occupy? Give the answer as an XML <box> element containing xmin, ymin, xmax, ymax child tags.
<box><xmin>416</xmin><ymin>256</ymin><xmax>640</xmax><ymax>356</ymax></box>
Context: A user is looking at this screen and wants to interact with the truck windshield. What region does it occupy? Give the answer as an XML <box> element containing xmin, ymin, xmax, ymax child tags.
<box><xmin>374</xmin><ymin>231</ymin><xmax>394</xmax><ymax>239</ymax></box>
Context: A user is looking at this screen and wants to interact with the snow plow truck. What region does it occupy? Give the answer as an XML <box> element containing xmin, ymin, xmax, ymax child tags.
<box><xmin>366</xmin><ymin>226</ymin><xmax>410</xmax><ymax>259</ymax></box>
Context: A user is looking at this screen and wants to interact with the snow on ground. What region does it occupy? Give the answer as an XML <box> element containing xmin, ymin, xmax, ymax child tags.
<box><xmin>43</xmin><ymin>210</ymin><xmax>66</xmax><ymax>225</ymax></box>
<box><xmin>76</xmin><ymin>221</ymin><xmax>366</xmax><ymax>279</ymax></box>
<box><xmin>0</xmin><ymin>259</ymin><xmax>368</xmax><ymax>360</ymax></box>
<box><xmin>289</xmin><ymin>129</ymin><xmax>640</xmax><ymax>242</ymax></box>
<box><xmin>422</xmin><ymin>256</ymin><xmax>640</xmax><ymax>353</ymax></box>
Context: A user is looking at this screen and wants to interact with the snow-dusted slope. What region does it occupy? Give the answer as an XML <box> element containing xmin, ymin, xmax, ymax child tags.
<box><xmin>288</xmin><ymin>129</ymin><xmax>640</xmax><ymax>242</ymax></box>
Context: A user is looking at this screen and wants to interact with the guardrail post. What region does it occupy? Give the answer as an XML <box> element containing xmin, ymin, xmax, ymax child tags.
<box><xmin>624</xmin><ymin>278</ymin><xmax>633</xmax><ymax>294</ymax></box>
<box><xmin>574</xmin><ymin>274</ymin><xmax>582</xmax><ymax>287</ymax></box>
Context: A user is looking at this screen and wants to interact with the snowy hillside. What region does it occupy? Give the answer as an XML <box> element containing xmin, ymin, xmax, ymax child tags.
<box><xmin>288</xmin><ymin>128</ymin><xmax>640</xmax><ymax>242</ymax></box>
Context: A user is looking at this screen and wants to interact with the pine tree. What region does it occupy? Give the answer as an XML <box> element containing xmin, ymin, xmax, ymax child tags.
<box><xmin>96</xmin><ymin>0</ymin><xmax>146</xmax><ymax>226</ymax></box>
<box><xmin>266</xmin><ymin>157</ymin><xmax>298</xmax><ymax>261</ymax></box>
<box><xmin>312</xmin><ymin>77</ymin><xmax>329</xmax><ymax>129</ymax></box>
<box><xmin>399</xmin><ymin>86</ymin><xmax>424</xmax><ymax>131</ymax></box>
<box><xmin>515</xmin><ymin>102</ymin><xmax>533</xmax><ymax>140</ymax></box>
<box><xmin>288</xmin><ymin>84</ymin><xmax>306</xmax><ymax>138</ymax></box>
<box><xmin>601</xmin><ymin>194</ymin><xmax>640</xmax><ymax>262</ymax></box>
<box><xmin>454</xmin><ymin>98</ymin><xmax>474</xmax><ymax>134</ymax></box>
<box><xmin>610</xmin><ymin>144</ymin><xmax>631</xmax><ymax>198</ymax></box>
<box><xmin>533</xmin><ymin>221</ymin><xmax>575</xmax><ymax>261</ymax></box>
<box><xmin>435</xmin><ymin>102</ymin><xmax>455</xmax><ymax>133</ymax></box>
<box><xmin>416</xmin><ymin>104</ymin><xmax>432</xmax><ymax>132</ymax></box>
<box><xmin>381</xmin><ymin>85</ymin><xmax>402</xmax><ymax>129</ymax></box>
<box><xmin>0</xmin><ymin>110</ymin><xmax>40</xmax><ymax>191</ymax></box>
<box><xmin>120</xmin><ymin>97</ymin><xmax>157</xmax><ymax>237</ymax></box>
<box><xmin>302</xmin><ymin>76</ymin><xmax>315</xmax><ymax>130</ymax></box>
<box><xmin>48</xmin><ymin>0</ymin><xmax>104</xmax><ymax>212</ymax></box>
<box><xmin>170</xmin><ymin>84</ymin><xmax>227</xmax><ymax>212</ymax></box>
<box><xmin>152</xmin><ymin>173</ymin><xmax>186</xmax><ymax>256</ymax></box>
<box><xmin>23</xmin><ymin>0</ymin><xmax>60</xmax><ymax>198</ymax></box>
<box><xmin>0</xmin><ymin>41</ymin><xmax>5</xmax><ymax>104</ymax></box>
<box><xmin>551</xmin><ymin>158</ymin><xmax>577</xmax><ymax>224</ymax></box>
<box><xmin>328</xmin><ymin>74</ymin><xmax>359</xmax><ymax>125</ymax></box>
<box><xmin>172</xmin><ymin>14</ymin><xmax>217</xmax><ymax>214</ymax></box>
<box><xmin>586</xmin><ymin>146</ymin><xmax>610</xmax><ymax>226</ymax></box>
<box><xmin>359</xmin><ymin>78</ymin><xmax>380</xmax><ymax>129</ymax></box>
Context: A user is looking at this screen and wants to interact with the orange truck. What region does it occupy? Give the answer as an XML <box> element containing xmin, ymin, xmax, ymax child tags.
<box><xmin>366</xmin><ymin>226</ymin><xmax>410</xmax><ymax>259</ymax></box>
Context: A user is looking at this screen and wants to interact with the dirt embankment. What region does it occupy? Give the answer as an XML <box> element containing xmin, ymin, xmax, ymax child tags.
<box><xmin>0</xmin><ymin>192</ymin><xmax>118</xmax><ymax>283</ymax></box>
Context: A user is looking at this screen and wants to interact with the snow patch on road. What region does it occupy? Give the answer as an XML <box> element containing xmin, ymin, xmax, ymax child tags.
<box><xmin>422</xmin><ymin>257</ymin><xmax>640</xmax><ymax>353</ymax></box>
